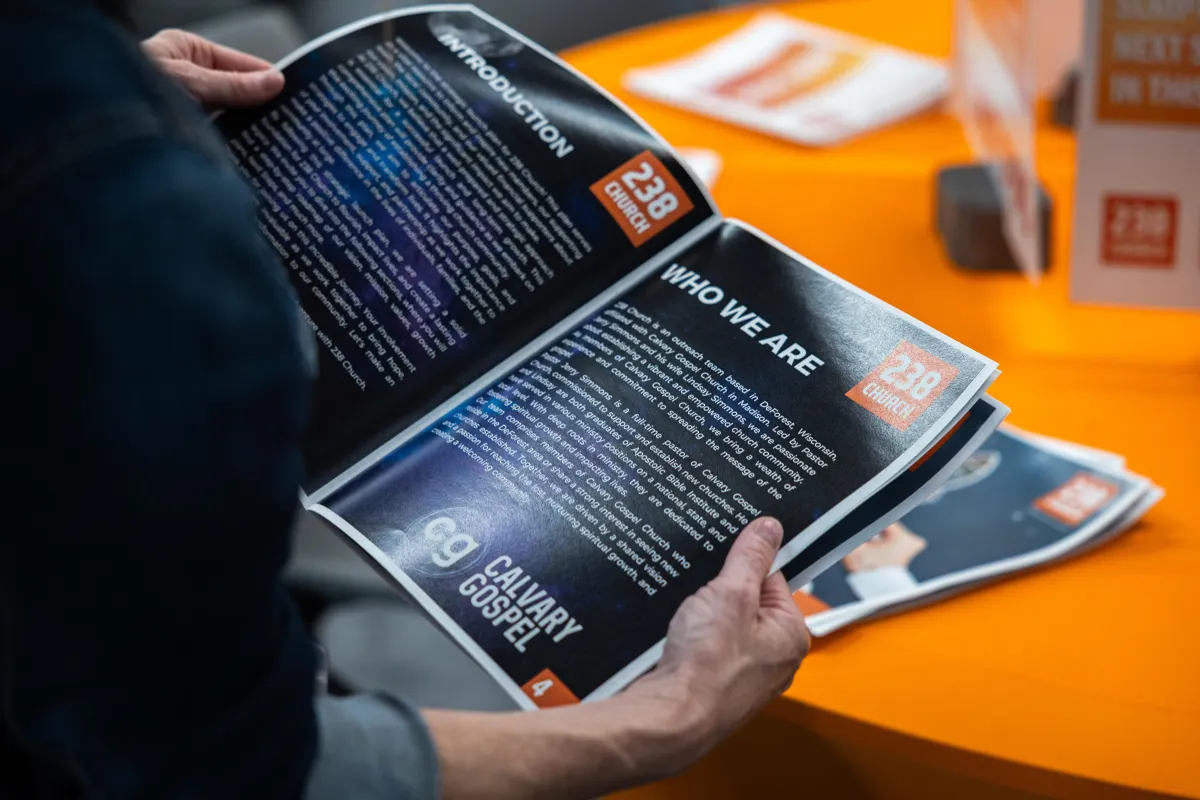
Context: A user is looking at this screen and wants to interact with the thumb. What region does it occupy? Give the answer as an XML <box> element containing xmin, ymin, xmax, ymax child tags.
<box><xmin>719</xmin><ymin>516</ymin><xmax>784</xmax><ymax>591</ymax></box>
<box><xmin>166</xmin><ymin>60</ymin><xmax>284</xmax><ymax>108</ymax></box>
<box><xmin>759</xmin><ymin>570</ymin><xmax>797</xmax><ymax>613</ymax></box>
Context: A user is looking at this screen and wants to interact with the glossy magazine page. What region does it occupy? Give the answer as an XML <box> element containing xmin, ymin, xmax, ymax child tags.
<box><xmin>215</xmin><ymin>5</ymin><xmax>719</xmax><ymax>492</ymax></box>
<box><xmin>811</xmin><ymin>482</ymin><xmax>1164</xmax><ymax>633</ymax></box>
<box><xmin>797</xmin><ymin>427</ymin><xmax>1155</xmax><ymax>634</ymax></box>
<box><xmin>784</xmin><ymin>394</ymin><xmax>1009</xmax><ymax>594</ymax></box>
<box><xmin>311</xmin><ymin>221</ymin><xmax>999</xmax><ymax>708</ymax></box>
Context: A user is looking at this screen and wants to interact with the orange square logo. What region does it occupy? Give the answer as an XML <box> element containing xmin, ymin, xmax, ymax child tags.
<box><xmin>520</xmin><ymin>668</ymin><xmax>579</xmax><ymax>708</ymax></box>
<box><xmin>590</xmin><ymin>151</ymin><xmax>694</xmax><ymax>247</ymax></box>
<box><xmin>1101</xmin><ymin>195</ymin><xmax>1177</xmax><ymax>267</ymax></box>
<box><xmin>846</xmin><ymin>342</ymin><xmax>959</xmax><ymax>432</ymax></box>
<box><xmin>1034</xmin><ymin>473</ymin><xmax>1119</xmax><ymax>526</ymax></box>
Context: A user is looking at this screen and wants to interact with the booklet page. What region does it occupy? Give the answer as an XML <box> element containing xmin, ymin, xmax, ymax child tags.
<box><xmin>215</xmin><ymin>6</ymin><xmax>717</xmax><ymax>491</ymax></box>
<box><xmin>311</xmin><ymin>221</ymin><xmax>996</xmax><ymax>708</ymax></box>
<box><xmin>815</xmin><ymin>482</ymin><xmax>1163</xmax><ymax>633</ymax></box>
<box><xmin>784</xmin><ymin>394</ymin><xmax>1008</xmax><ymax>593</ymax></box>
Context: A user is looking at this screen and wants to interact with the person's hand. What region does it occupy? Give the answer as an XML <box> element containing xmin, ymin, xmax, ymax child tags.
<box><xmin>626</xmin><ymin>517</ymin><xmax>810</xmax><ymax>756</ymax></box>
<box><xmin>141</xmin><ymin>30</ymin><xmax>284</xmax><ymax>109</ymax></box>
<box><xmin>422</xmin><ymin>519</ymin><xmax>808</xmax><ymax>798</ymax></box>
<box><xmin>842</xmin><ymin>523</ymin><xmax>927</xmax><ymax>573</ymax></box>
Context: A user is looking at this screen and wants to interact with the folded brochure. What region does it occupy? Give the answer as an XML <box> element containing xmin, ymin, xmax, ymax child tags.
<box><xmin>215</xmin><ymin>5</ymin><xmax>1001</xmax><ymax>709</ymax></box>
<box><xmin>625</xmin><ymin>12</ymin><xmax>949</xmax><ymax>146</ymax></box>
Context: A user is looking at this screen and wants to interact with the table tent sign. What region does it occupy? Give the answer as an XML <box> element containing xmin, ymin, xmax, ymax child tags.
<box><xmin>1070</xmin><ymin>0</ymin><xmax>1200</xmax><ymax>309</ymax></box>
<box><xmin>952</xmin><ymin>0</ymin><xmax>1044</xmax><ymax>282</ymax></box>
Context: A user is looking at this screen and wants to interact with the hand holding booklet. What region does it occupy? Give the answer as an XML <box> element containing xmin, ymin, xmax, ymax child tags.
<box><xmin>216</xmin><ymin>5</ymin><xmax>1002</xmax><ymax>709</ymax></box>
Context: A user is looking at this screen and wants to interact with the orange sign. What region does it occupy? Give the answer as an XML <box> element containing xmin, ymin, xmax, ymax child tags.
<box><xmin>710</xmin><ymin>42</ymin><xmax>864</xmax><ymax>108</ymax></box>
<box><xmin>1034</xmin><ymin>473</ymin><xmax>1119</xmax><ymax>526</ymax></box>
<box><xmin>589</xmin><ymin>151</ymin><xmax>694</xmax><ymax>247</ymax></box>
<box><xmin>1101</xmin><ymin>194</ymin><xmax>1178</xmax><ymax>267</ymax></box>
<box><xmin>846</xmin><ymin>342</ymin><xmax>960</xmax><ymax>432</ymax></box>
<box><xmin>520</xmin><ymin>668</ymin><xmax>579</xmax><ymax>708</ymax></box>
<box><xmin>1095</xmin><ymin>0</ymin><xmax>1200</xmax><ymax>125</ymax></box>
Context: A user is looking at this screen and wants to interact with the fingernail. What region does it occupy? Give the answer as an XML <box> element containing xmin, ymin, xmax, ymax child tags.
<box><xmin>754</xmin><ymin>516</ymin><xmax>783</xmax><ymax>540</ymax></box>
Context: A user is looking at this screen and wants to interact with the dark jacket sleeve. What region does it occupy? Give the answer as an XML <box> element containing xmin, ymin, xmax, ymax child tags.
<box><xmin>0</xmin><ymin>13</ymin><xmax>320</xmax><ymax>795</ymax></box>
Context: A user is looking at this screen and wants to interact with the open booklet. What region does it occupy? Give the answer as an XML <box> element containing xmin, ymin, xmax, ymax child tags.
<box><xmin>790</xmin><ymin>428</ymin><xmax>1162</xmax><ymax>635</ymax></box>
<box><xmin>215</xmin><ymin>5</ymin><xmax>1003</xmax><ymax>709</ymax></box>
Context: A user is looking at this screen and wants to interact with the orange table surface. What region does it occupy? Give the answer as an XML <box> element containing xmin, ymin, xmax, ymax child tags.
<box><xmin>564</xmin><ymin>2</ymin><xmax>1200</xmax><ymax>798</ymax></box>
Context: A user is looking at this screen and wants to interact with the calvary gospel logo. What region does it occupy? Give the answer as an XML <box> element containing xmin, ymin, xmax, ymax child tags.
<box><xmin>382</xmin><ymin>508</ymin><xmax>489</xmax><ymax>577</ymax></box>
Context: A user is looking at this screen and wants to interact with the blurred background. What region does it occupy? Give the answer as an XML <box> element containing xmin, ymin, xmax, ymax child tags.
<box><xmin>126</xmin><ymin>0</ymin><xmax>749</xmax><ymax>60</ymax></box>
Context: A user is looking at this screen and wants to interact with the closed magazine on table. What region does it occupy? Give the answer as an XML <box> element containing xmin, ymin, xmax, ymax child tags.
<box><xmin>624</xmin><ymin>12</ymin><xmax>950</xmax><ymax>146</ymax></box>
<box><xmin>790</xmin><ymin>428</ymin><xmax>1160</xmax><ymax>635</ymax></box>
<box><xmin>215</xmin><ymin>5</ymin><xmax>1003</xmax><ymax>708</ymax></box>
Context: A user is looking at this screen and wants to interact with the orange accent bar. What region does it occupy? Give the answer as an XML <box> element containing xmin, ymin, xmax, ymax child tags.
<box><xmin>1095</xmin><ymin>0</ymin><xmax>1200</xmax><ymax>126</ymax></box>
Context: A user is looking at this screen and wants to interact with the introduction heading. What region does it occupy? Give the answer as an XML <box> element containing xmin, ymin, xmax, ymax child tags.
<box><xmin>659</xmin><ymin>264</ymin><xmax>826</xmax><ymax>377</ymax></box>
<box><xmin>439</xmin><ymin>32</ymin><xmax>574</xmax><ymax>159</ymax></box>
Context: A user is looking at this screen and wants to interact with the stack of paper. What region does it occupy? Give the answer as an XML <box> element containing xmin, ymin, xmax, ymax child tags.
<box><xmin>788</xmin><ymin>428</ymin><xmax>1162</xmax><ymax>635</ymax></box>
<box><xmin>625</xmin><ymin>13</ymin><xmax>950</xmax><ymax>146</ymax></box>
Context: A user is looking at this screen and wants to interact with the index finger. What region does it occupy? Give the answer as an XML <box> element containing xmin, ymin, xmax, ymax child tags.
<box><xmin>718</xmin><ymin>516</ymin><xmax>784</xmax><ymax>591</ymax></box>
<box><xmin>199</xmin><ymin>37</ymin><xmax>277</xmax><ymax>73</ymax></box>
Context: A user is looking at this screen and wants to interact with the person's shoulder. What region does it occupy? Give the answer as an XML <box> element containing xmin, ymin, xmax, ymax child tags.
<box><xmin>0</xmin><ymin>1</ymin><xmax>276</xmax><ymax>304</ymax></box>
<box><xmin>0</xmin><ymin>2</ymin><xmax>224</xmax><ymax>208</ymax></box>
<box><xmin>0</xmin><ymin>2</ymin><xmax>308</xmax><ymax>394</ymax></box>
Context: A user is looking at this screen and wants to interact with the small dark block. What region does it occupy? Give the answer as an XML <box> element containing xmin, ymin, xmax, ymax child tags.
<box><xmin>934</xmin><ymin>163</ymin><xmax>1052</xmax><ymax>273</ymax></box>
<box><xmin>1052</xmin><ymin>68</ymin><xmax>1079</xmax><ymax>129</ymax></box>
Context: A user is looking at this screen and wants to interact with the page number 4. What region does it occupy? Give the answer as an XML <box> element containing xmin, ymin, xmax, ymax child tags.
<box><xmin>531</xmin><ymin>679</ymin><xmax>555</xmax><ymax>698</ymax></box>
